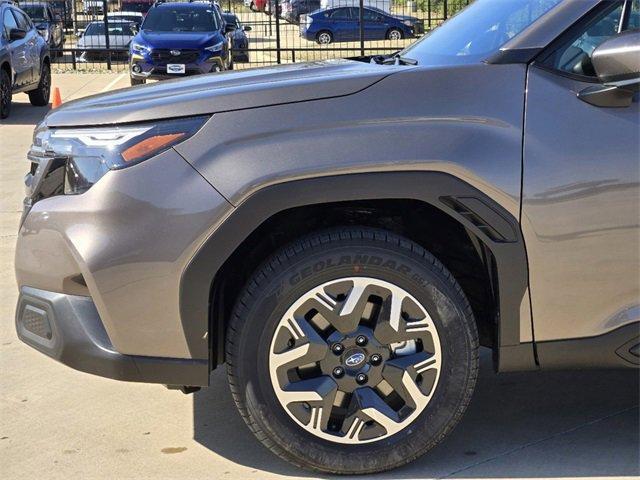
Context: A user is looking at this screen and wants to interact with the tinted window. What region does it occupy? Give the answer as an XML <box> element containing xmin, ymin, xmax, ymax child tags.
<box><xmin>13</xmin><ymin>9</ymin><xmax>32</xmax><ymax>30</ymax></box>
<box><xmin>543</xmin><ymin>2</ymin><xmax>630</xmax><ymax>77</ymax></box>
<box><xmin>143</xmin><ymin>7</ymin><xmax>219</xmax><ymax>32</ymax></box>
<box><xmin>628</xmin><ymin>0</ymin><xmax>639</xmax><ymax>30</ymax></box>
<box><xmin>3</xmin><ymin>9</ymin><xmax>18</xmax><ymax>37</ymax></box>
<box><xmin>223</xmin><ymin>13</ymin><xmax>240</xmax><ymax>28</ymax></box>
<box><xmin>363</xmin><ymin>9</ymin><xmax>382</xmax><ymax>21</ymax></box>
<box><xmin>21</xmin><ymin>5</ymin><xmax>48</xmax><ymax>22</ymax></box>
<box><xmin>328</xmin><ymin>8</ymin><xmax>350</xmax><ymax>20</ymax></box>
<box><xmin>402</xmin><ymin>0</ymin><xmax>562</xmax><ymax>66</ymax></box>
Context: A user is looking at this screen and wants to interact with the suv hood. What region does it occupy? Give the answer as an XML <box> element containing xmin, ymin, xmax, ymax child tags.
<box><xmin>137</xmin><ymin>30</ymin><xmax>222</xmax><ymax>49</ymax></box>
<box><xmin>44</xmin><ymin>59</ymin><xmax>406</xmax><ymax>127</ymax></box>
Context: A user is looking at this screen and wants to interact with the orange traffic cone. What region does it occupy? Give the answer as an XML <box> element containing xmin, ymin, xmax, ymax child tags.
<box><xmin>51</xmin><ymin>87</ymin><xmax>62</xmax><ymax>109</ymax></box>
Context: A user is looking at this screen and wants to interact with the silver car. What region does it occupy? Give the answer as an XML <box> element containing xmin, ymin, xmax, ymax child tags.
<box><xmin>76</xmin><ymin>19</ymin><xmax>135</xmax><ymax>61</ymax></box>
<box><xmin>14</xmin><ymin>0</ymin><xmax>640</xmax><ymax>474</ymax></box>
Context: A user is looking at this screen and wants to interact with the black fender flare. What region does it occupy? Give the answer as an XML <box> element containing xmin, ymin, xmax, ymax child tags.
<box><xmin>179</xmin><ymin>171</ymin><xmax>535</xmax><ymax>373</ymax></box>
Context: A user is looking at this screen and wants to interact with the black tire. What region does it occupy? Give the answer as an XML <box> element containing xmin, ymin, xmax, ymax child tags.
<box><xmin>130</xmin><ymin>77</ymin><xmax>145</xmax><ymax>86</ymax></box>
<box><xmin>226</xmin><ymin>227</ymin><xmax>479</xmax><ymax>474</ymax></box>
<box><xmin>316</xmin><ymin>30</ymin><xmax>333</xmax><ymax>45</ymax></box>
<box><xmin>387</xmin><ymin>28</ymin><xmax>404</xmax><ymax>40</ymax></box>
<box><xmin>0</xmin><ymin>68</ymin><xmax>11</xmax><ymax>119</ymax></box>
<box><xmin>28</xmin><ymin>62</ymin><xmax>51</xmax><ymax>107</ymax></box>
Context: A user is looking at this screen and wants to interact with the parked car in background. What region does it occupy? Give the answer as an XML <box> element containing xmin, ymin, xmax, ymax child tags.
<box><xmin>76</xmin><ymin>19</ymin><xmax>135</xmax><ymax>61</ymax></box>
<box><xmin>301</xmin><ymin>6</ymin><xmax>417</xmax><ymax>43</ymax></box>
<box><xmin>83</xmin><ymin>0</ymin><xmax>104</xmax><ymax>14</ymax></box>
<box><xmin>49</xmin><ymin>0</ymin><xmax>73</xmax><ymax>28</ymax></box>
<box><xmin>249</xmin><ymin>0</ymin><xmax>267</xmax><ymax>12</ymax></box>
<box><xmin>129</xmin><ymin>1</ymin><xmax>232</xmax><ymax>85</ymax></box>
<box><xmin>19</xmin><ymin>2</ymin><xmax>64</xmax><ymax>53</ymax></box>
<box><xmin>321</xmin><ymin>0</ymin><xmax>390</xmax><ymax>12</ymax></box>
<box><xmin>282</xmin><ymin>0</ymin><xmax>320</xmax><ymax>24</ymax></box>
<box><xmin>106</xmin><ymin>10</ymin><xmax>144</xmax><ymax>29</ymax></box>
<box><xmin>223</xmin><ymin>12</ymin><xmax>250</xmax><ymax>63</ymax></box>
<box><xmin>0</xmin><ymin>0</ymin><xmax>50</xmax><ymax>118</ymax></box>
<box><xmin>121</xmin><ymin>0</ymin><xmax>154</xmax><ymax>14</ymax></box>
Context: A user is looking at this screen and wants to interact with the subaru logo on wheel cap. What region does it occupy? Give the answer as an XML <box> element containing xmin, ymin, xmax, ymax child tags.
<box><xmin>345</xmin><ymin>352</ymin><xmax>365</xmax><ymax>367</ymax></box>
<box><xmin>170</xmin><ymin>50</ymin><xmax>181</xmax><ymax>56</ymax></box>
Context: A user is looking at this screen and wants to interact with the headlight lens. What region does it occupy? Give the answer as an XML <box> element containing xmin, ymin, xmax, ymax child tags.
<box><xmin>205</xmin><ymin>41</ymin><xmax>224</xmax><ymax>52</ymax></box>
<box><xmin>403</xmin><ymin>20</ymin><xmax>413</xmax><ymax>26</ymax></box>
<box><xmin>33</xmin><ymin>116</ymin><xmax>208</xmax><ymax>195</ymax></box>
<box><xmin>131</xmin><ymin>42</ymin><xmax>151</xmax><ymax>55</ymax></box>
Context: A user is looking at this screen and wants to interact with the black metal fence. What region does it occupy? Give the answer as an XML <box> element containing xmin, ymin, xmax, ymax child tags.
<box><xmin>20</xmin><ymin>0</ymin><xmax>471</xmax><ymax>72</ymax></box>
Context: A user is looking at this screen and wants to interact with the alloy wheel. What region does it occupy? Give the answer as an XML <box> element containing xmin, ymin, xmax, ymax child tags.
<box><xmin>318</xmin><ymin>32</ymin><xmax>332</xmax><ymax>44</ymax></box>
<box><xmin>269</xmin><ymin>277</ymin><xmax>441</xmax><ymax>444</ymax></box>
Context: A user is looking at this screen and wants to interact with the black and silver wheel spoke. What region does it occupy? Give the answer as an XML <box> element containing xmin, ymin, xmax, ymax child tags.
<box><xmin>269</xmin><ymin>277</ymin><xmax>441</xmax><ymax>444</ymax></box>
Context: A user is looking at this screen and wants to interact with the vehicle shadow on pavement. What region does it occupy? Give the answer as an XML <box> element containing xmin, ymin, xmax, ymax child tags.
<box><xmin>1</xmin><ymin>101</ymin><xmax>50</xmax><ymax>126</ymax></box>
<box><xmin>193</xmin><ymin>349</ymin><xmax>640</xmax><ymax>479</ymax></box>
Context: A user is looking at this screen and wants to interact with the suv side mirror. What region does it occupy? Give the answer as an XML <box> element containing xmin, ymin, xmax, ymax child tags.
<box><xmin>243</xmin><ymin>25</ymin><xmax>252</xmax><ymax>31</ymax></box>
<box><xmin>9</xmin><ymin>28</ymin><xmax>27</xmax><ymax>41</ymax></box>
<box><xmin>578</xmin><ymin>30</ymin><xmax>640</xmax><ymax>108</ymax></box>
<box><xmin>225</xmin><ymin>23</ymin><xmax>237</xmax><ymax>33</ymax></box>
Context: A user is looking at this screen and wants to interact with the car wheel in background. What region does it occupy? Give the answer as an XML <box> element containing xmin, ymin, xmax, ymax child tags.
<box><xmin>0</xmin><ymin>68</ymin><xmax>11</xmax><ymax>119</ymax></box>
<box><xmin>226</xmin><ymin>228</ymin><xmax>479</xmax><ymax>474</ymax></box>
<box><xmin>28</xmin><ymin>62</ymin><xmax>50</xmax><ymax>107</ymax></box>
<box><xmin>387</xmin><ymin>28</ymin><xmax>403</xmax><ymax>40</ymax></box>
<box><xmin>316</xmin><ymin>30</ymin><xmax>333</xmax><ymax>45</ymax></box>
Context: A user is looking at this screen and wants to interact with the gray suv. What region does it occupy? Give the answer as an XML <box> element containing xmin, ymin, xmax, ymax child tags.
<box><xmin>14</xmin><ymin>0</ymin><xmax>640</xmax><ymax>474</ymax></box>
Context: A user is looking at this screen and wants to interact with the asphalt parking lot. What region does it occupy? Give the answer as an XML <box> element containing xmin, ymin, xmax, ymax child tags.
<box><xmin>1</xmin><ymin>73</ymin><xmax>639</xmax><ymax>480</ymax></box>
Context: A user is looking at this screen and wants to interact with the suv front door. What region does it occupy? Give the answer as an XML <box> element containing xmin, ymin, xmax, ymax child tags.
<box><xmin>3</xmin><ymin>8</ymin><xmax>30</xmax><ymax>87</ymax></box>
<box><xmin>522</xmin><ymin>0</ymin><xmax>639</xmax><ymax>349</ymax></box>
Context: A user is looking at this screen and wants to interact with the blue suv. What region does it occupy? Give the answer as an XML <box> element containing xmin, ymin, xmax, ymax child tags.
<box><xmin>301</xmin><ymin>6</ymin><xmax>418</xmax><ymax>44</ymax></box>
<box><xmin>1</xmin><ymin>0</ymin><xmax>50</xmax><ymax>118</ymax></box>
<box><xmin>129</xmin><ymin>0</ymin><xmax>232</xmax><ymax>85</ymax></box>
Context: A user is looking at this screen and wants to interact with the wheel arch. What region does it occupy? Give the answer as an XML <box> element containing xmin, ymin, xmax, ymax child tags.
<box><xmin>179</xmin><ymin>171</ymin><xmax>535</xmax><ymax>374</ymax></box>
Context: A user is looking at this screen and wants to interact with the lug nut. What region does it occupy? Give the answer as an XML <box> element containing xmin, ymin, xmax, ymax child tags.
<box><xmin>331</xmin><ymin>343</ymin><xmax>344</xmax><ymax>355</ymax></box>
<box><xmin>332</xmin><ymin>366</ymin><xmax>345</xmax><ymax>378</ymax></box>
<box><xmin>370</xmin><ymin>353</ymin><xmax>382</xmax><ymax>366</ymax></box>
<box><xmin>355</xmin><ymin>335</ymin><xmax>368</xmax><ymax>346</ymax></box>
<box><xmin>355</xmin><ymin>373</ymin><xmax>368</xmax><ymax>385</ymax></box>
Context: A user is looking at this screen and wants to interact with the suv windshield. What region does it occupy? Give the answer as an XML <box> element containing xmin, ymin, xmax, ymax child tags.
<box><xmin>402</xmin><ymin>0</ymin><xmax>563</xmax><ymax>66</ymax></box>
<box><xmin>142</xmin><ymin>6</ymin><xmax>219</xmax><ymax>32</ymax></box>
<box><xmin>21</xmin><ymin>5</ymin><xmax>47</xmax><ymax>21</ymax></box>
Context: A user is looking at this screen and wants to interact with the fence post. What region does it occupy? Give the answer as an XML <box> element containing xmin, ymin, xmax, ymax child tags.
<box><xmin>358</xmin><ymin>0</ymin><xmax>364</xmax><ymax>57</ymax></box>
<box><xmin>103</xmin><ymin>0</ymin><xmax>111</xmax><ymax>70</ymax></box>
<box><xmin>443</xmin><ymin>0</ymin><xmax>448</xmax><ymax>21</ymax></box>
<box><xmin>274</xmin><ymin>0</ymin><xmax>281</xmax><ymax>63</ymax></box>
<box><xmin>427</xmin><ymin>0</ymin><xmax>431</xmax><ymax>30</ymax></box>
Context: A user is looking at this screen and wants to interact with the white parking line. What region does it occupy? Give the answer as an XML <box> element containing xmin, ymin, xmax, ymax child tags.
<box><xmin>100</xmin><ymin>73</ymin><xmax>126</xmax><ymax>93</ymax></box>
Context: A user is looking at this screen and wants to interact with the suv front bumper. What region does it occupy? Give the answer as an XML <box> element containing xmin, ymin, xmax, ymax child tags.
<box><xmin>16</xmin><ymin>287</ymin><xmax>209</xmax><ymax>385</ymax></box>
<box><xmin>15</xmin><ymin>147</ymin><xmax>232</xmax><ymax>384</ymax></box>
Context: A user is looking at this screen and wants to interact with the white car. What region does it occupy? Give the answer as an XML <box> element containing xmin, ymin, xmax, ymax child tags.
<box><xmin>105</xmin><ymin>11</ymin><xmax>144</xmax><ymax>28</ymax></box>
<box><xmin>76</xmin><ymin>20</ymin><xmax>136</xmax><ymax>61</ymax></box>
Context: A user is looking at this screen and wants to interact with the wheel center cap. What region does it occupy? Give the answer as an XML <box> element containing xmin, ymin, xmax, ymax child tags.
<box><xmin>344</xmin><ymin>350</ymin><xmax>366</xmax><ymax>368</ymax></box>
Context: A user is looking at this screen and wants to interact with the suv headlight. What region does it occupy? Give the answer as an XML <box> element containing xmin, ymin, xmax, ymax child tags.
<box><xmin>32</xmin><ymin>116</ymin><xmax>208</xmax><ymax>195</ymax></box>
<box><xmin>131</xmin><ymin>42</ymin><xmax>151</xmax><ymax>55</ymax></box>
<box><xmin>403</xmin><ymin>20</ymin><xmax>413</xmax><ymax>26</ymax></box>
<box><xmin>205</xmin><ymin>41</ymin><xmax>224</xmax><ymax>53</ymax></box>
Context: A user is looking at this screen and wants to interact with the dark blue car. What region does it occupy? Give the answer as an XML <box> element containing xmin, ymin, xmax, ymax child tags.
<box><xmin>301</xmin><ymin>6</ymin><xmax>418</xmax><ymax>44</ymax></box>
<box><xmin>129</xmin><ymin>0</ymin><xmax>232</xmax><ymax>85</ymax></box>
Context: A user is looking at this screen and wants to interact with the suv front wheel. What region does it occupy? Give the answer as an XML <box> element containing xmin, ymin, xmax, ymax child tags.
<box><xmin>28</xmin><ymin>62</ymin><xmax>50</xmax><ymax>107</ymax></box>
<box><xmin>226</xmin><ymin>228</ymin><xmax>479</xmax><ymax>474</ymax></box>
